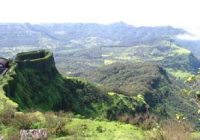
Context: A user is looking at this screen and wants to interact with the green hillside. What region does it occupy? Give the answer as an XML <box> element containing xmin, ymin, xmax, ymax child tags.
<box><xmin>75</xmin><ymin>63</ymin><xmax>172</xmax><ymax>106</ymax></box>
<box><xmin>57</xmin><ymin>40</ymin><xmax>200</xmax><ymax>81</ymax></box>
<box><xmin>75</xmin><ymin>62</ymin><xmax>200</xmax><ymax>128</ymax></box>
<box><xmin>0</xmin><ymin>50</ymin><xmax>153</xmax><ymax>139</ymax></box>
<box><xmin>1</xmin><ymin>50</ymin><xmax>147</xmax><ymax>118</ymax></box>
<box><xmin>1</xmin><ymin>23</ymin><xmax>200</xmax><ymax>139</ymax></box>
<box><xmin>1</xmin><ymin>49</ymin><xmax>200</xmax><ymax>139</ymax></box>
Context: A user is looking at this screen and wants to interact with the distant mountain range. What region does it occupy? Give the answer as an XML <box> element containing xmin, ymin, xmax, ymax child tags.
<box><xmin>0</xmin><ymin>22</ymin><xmax>200</xmax><ymax>78</ymax></box>
<box><xmin>0</xmin><ymin>22</ymin><xmax>186</xmax><ymax>47</ymax></box>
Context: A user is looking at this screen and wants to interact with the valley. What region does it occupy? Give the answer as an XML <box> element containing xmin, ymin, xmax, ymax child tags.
<box><xmin>0</xmin><ymin>23</ymin><xmax>200</xmax><ymax>139</ymax></box>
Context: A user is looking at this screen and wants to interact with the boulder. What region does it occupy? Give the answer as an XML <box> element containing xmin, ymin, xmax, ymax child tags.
<box><xmin>20</xmin><ymin>129</ymin><xmax>48</xmax><ymax>140</ymax></box>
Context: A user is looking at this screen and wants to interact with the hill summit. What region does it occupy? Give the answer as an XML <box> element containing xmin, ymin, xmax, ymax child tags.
<box><xmin>0</xmin><ymin>50</ymin><xmax>147</xmax><ymax>119</ymax></box>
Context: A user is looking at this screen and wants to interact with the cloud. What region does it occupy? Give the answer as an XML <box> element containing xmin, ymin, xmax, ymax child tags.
<box><xmin>177</xmin><ymin>28</ymin><xmax>200</xmax><ymax>40</ymax></box>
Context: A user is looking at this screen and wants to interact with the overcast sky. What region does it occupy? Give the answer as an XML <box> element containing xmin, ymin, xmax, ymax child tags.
<box><xmin>0</xmin><ymin>0</ymin><xmax>199</xmax><ymax>29</ymax></box>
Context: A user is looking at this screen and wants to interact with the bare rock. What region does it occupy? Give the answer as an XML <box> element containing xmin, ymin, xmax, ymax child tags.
<box><xmin>20</xmin><ymin>129</ymin><xmax>48</xmax><ymax>140</ymax></box>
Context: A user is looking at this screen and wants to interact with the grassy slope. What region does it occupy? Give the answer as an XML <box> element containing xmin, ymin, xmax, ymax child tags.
<box><xmin>0</xmin><ymin>65</ymin><xmax>18</xmax><ymax>113</ymax></box>
<box><xmin>59</xmin><ymin>118</ymin><xmax>146</xmax><ymax>140</ymax></box>
<box><xmin>0</xmin><ymin>111</ymin><xmax>148</xmax><ymax>140</ymax></box>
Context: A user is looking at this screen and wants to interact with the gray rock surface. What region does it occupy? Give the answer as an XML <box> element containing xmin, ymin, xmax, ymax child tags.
<box><xmin>20</xmin><ymin>129</ymin><xmax>48</xmax><ymax>140</ymax></box>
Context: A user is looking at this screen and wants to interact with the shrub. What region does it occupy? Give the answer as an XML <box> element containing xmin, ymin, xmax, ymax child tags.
<box><xmin>148</xmin><ymin>120</ymin><xmax>194</xmax><ymax>140</ymax></box>
<box><xmin>44</xmin><ymin>112</ymin><xmax>70</xmax><ymax>137</ymax></box>
<box><xmin>96</xmin><ymin>126</ymin><xmax>106</xmax><ymax>133</ymax></box>
<box><xmin>12</xmin><ymin>113</ymin><xmax>39</xmax><ymax>129</ymax></box>
<box><xmin>0</xmin><ymin>108</ymin><xmax>15</xmax><ymax>126</ymax></box>
<box><xmin>0</xmin><ymin>127</ymin><xmax>20</xmax><ymax>140</ymax></box>
<box><xmin>161</xmin><ymin>120</ymin><xmax>193</xmax><ymax>140</ymax></box>
<box><xmin>118</xmin><ymin>113</ymin><xmax>158</xmax><ymax>130</ymax></box>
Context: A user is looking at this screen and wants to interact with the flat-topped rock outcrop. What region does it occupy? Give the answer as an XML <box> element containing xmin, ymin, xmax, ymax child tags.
<box><xmin>0</xmin><ymin>57</ymin><xmax>9</xmax><ymax>75</ymax></box>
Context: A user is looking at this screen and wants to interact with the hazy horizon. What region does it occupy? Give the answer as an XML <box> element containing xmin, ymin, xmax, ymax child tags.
<box><xmin>0</xmin><ymin>0</ymin><xmax>199</xmax><ymax>28</ymax></box>
<box><xmin>1</xmin><ymin>0</ymin><xmax>200</xmax><ymax>40</ymax></box>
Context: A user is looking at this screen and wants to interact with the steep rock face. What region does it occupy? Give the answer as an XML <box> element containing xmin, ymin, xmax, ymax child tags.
<box><xmin>1</xmin><ymin>50</ymin><xmax>147</xmax><ymax>119</ymax></box>
<box><xmin>3</xmin><ymin>50</ymin><xmax>100</xmax><ymax>112</ymax></box>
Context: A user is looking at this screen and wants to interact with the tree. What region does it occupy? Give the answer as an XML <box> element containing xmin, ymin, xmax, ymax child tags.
<box><xmin>186</xmin><ymin>70</ymin><xmax>200</xmax><ymax>109</ymax></box>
